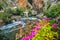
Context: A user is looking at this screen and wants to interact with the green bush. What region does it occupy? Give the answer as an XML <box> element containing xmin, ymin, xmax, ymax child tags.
<box><xmin>14</xmin><ymin>7</ymin><xmax>33</xmax><ymax>17</ymax></box>
<box><xmin>0</xmin><ymin>31</ymin><xmax>9</xmax><ymax>40</ymax></box>
<box><xmin>43</xmin><ymin>4</ymin><xmax>60</xmax><ymax>18</ymax></box>
<box><xmin>12</xmin><ymin>7</ymin><xmax>26</xmax><ymax>17</ymax></box>
<box><xmin>28</xmin><ymin>9</ymin><xmax>32</xmax><ymax>17</ymax></box>
<box><xmin>0</xmin><ymin>12</ymin><xmax>12</xmax><ymax>24</ymax></box>
<box><xmin>0</xmin><ymin>7</ymin><xmax>33</xmax><ymax>24</ymax></box>
<box><xmin>19</xmin><ymin>7</ymin><xmax>26</xmax><ymax>17</ymax></box>
<box><xmin>0</xmin><ymin>12</ymin><xmax>7</xmax><ymax>19</ymax></box>
<box><xmin>0</xmin><ymin>3</ymin><xmax>3</xmax><ymax>10</ymax></box>
<box><xmin>3</xmin><ymin>7</ymin><xmax>33</xmax><ymax>17</ymax></box>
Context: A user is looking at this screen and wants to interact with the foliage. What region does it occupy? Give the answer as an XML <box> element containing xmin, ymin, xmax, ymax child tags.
<box><xmin>21</xmin><ymin>18</ymin><xmax>58</xmax><ymax>40</ymax></box>
<box><xmin>3</xmin><ymin>7</ymin><xmax>33</xmax><ymax>17</ymax></box>
<box><xmin>28</xmin><ymin>9</ymin><xmax>32</xmax><ymax>17</ymax></box>
<box><xmin>0</xmin><ymin>7</ymin><xmax>33</xmax><ymax>24</ymax></box>
<box><xmin>4</xmin><ymin>8</ymin><xmax>13</xmax><ymax>14</ymax></box>
<box><xmin>28</xmin><ymin>0</ymin><xmax>32</xmax><ymax>5</ymax></box>
<box><xmin>12</xmin><ymin>8</ymin><xmax>21</xmax><ymax>15</ymax></box>
<box><xmin>0</xmin><ymin>30</ymin><xmax>9</xmax><ymax>40</ymax></box>
<box><xmin>43</xmin><ymin>4</ymin><xmax>60</xmax><ymax>18</ymax></box>
<box><xmin>0</xmin><ymin>2</ymin><xmax>3</xmax><ymax>10</ymax></box>
<box><xmin>0</xmin><ymin>12</ymin><xmax>12</xmax><ymax>24</ymax></box>
<box><xmin>50</xmin><ymin>20</ymin><xmax>57</xmax><ymax>25</ymax></box>
<box><xmin>19</xmin><ymin>7</ymin><xmax>26</xmax><ymax>17</ymax></box>
<box><xmin>31</xmin><ymin>19</ymin><xmax>58</xmax><ymax>40</ymax></box>
<box><xmin>13</xmin><ymin>7</ymin><xmax>32</xmax><ymax>17</ymax></box>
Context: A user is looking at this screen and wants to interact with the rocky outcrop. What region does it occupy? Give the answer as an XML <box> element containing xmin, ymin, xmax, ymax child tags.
<box><xmin>16</xmin><ymin>0</ymin><xmax>44</xmax><ymax>11</ymax></box>
<box><xmin>32</xmin><ymin>0</ymin><xmax>44</xmax><ymax>13</ymax></box>
<box><xmin>16</xmin><ymin>0</ymin><xmax>27</xmax><ymax>7</ymax></box>
<box><xmin>16</xmin><ymin>0</ymin><xmax>32</xmax><ymax>9</ymax></box>
<box><xmin>32</xmin><ymin>0</ymin><xmax>44</xmax><ymax>9</ymax></box>
<box><xmin>0</xmin><ymin>0</ymin><xmax>16</xmax><ymax>8</ymax></box>
<box><xmin>44</xmin><ymin>0</ymin><xmax>59</xmax><ymax>10</ymax></box>
<box><xmin>0</xmin><ymin>0</ymin><xmax>59</xmax><ymax>13</ymax></box>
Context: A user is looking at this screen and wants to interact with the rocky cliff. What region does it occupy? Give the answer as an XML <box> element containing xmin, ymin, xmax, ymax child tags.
<box><xmin>0</xmin><ymin>0</ymin><xmax>60</xmax><ymax>11</ymax></box>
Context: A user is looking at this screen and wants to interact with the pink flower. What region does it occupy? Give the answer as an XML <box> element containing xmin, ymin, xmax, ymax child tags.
<box><xmin>35</xmin><ymin>25</ymin><xmax>38</xmax><ymax>27</ymax></box>
<box><xmin>32</xmin><ymin>27</ymin><xmax>36</xmax><ymax>31</ymax></box>
<box><xmin>42</xmin><ymin>18</ymin><xmax>50</xmax><ymax>22</ymax></box>
<box><xmin>21</xmin><ymin>21</ymin><xmax>41</xmax><ymax>40</ymax></box>
<box><xmin>31</xmin><ymin>31</ymin><xmax>37</xmax><ymax>36</ymax></box>
<box><xmin>28</xmin><ymin>35</ymin><xmax>34</xmax><ymax>38</ymax></box>
<box><xmin>52</xmin><ymin>23</ymin><xmax>57</xmax><ymax>29</ymax></box>
<box><xmin>32</xmin><ymin>29</ymin><xmax>35</xmax><ymax>31</ymax></box>
<box><xmin>21</xmin><ymin>31</ymin><xmax>37</xmax><ymax>40</ymax></box>
<box><xmin>36</xmin><ymin>21</ymin><xmax>40</xmax><ymax>25</ymax></box>
<box><xmin>36</xmin><ymin>22</ymin><xmax>39</xmax><ymax>26</ymax></box>
<box><xmin>34</xmin><ymin>27</ymin><xmax>40</xmax><ymax>30</ymax></box>
<box><xmin>21</xmin><ymin>37</ymin><xmax>29</xmax><ymax>40</ymax></box>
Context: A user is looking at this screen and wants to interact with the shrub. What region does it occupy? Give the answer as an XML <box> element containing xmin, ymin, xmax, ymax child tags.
<box><xmin>0</xmin><ymin>3</ymin><xmax>3</xmax><ymax>10</ymax></box>
<box><xmin>28</xmin><ymin>9</ymin><xmax>32</xmax><ymax>17</ymax></box>
<box><xmin>21</xmin><ymin>18</ymin><xmax>58</xmax><ymax>40</ymax></box>
<box><xmin>43</xmin><ymin>4</ymin><xmax>60</xmax><ymax>18</ymax></box>
<box><xmin>0</xmin><ymin>12</ymin><xmax>12</xmax><ymax>24</ymax></box>
<box><xmin>13</xmin><ymin>7</ymin><xmax>26</xmax><ymax>17</ymax></box>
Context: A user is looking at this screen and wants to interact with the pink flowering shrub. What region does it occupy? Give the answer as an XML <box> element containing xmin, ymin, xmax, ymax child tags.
<box><xmin>52</xmin><ymin>23</ymin><xmax>57</xmax><ymax>29</ymax></box>
<box><xmin>42</xmin><ymin>18</ymin><xmax>50</xmax><ymax>22</ymax></box>
<box><xmin>21</xmin><ymin>20</ymin><xmax>41</xmax><ymax>40</ymax></box>
<box><xmin>21</xmin><ymin>18</ymin><xmax>58</xmax><ymax>40</ymax></box>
